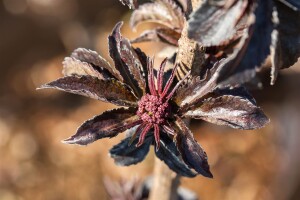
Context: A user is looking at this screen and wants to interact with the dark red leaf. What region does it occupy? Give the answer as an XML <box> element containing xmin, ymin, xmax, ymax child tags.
<box><xmin>183</xmin><ymin>88</ymin><xmax>270</xmax><ymax>130</ymax></box>
<box><xmin>273</xmin><ymin>1</ymin><xmax>300</xmax><ymax>69</ymax></box>
<box><xmin>174</xmin><ymin>117</ymin><xmax>213</xmax><ymax>178</ymax></box>
<box><xmin>188</xmin><ymin>0</ymin><xmax>249</xmax><ymax>46</ymax></box>
<box><xmin>109</xmin><ymin>22</ymin><xmax>145</xmax><ymax>97</ymax></box>
<box><xmin>63</xmin><ymin>108</ymin><xmax>141</xmax><ymax>145</ymax></box>
<box><xmin>155</xmin><ymin>134</ymin><xmax>197</xmax><ymax>177</ymax></box>
<box><xmin>38</xmin><ymin>75</ymin><xmax>138</xmax><ymax>107</ymax></box>
<box><xmin>216</xmin><ymin>0</ymin><xmax>274</xmax><ymax>87</ymax></box>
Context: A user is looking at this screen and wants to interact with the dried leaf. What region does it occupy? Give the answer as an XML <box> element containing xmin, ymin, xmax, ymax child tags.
<box><xmin>110</xmin><ymin>133</ymin><xmax>152</xmax><ymax>166</ymax></box>
<box><xmin>174</xmin><ymin>117</ymin><xmax>213</xmax><ymax>178</ymax></box>
<box><xmin>183</xmin><ymin>88</ymin><xmax>270</xmax><ymax>130</ymax></box>
<box><xmin>188</xmin><ymin>0</ymin><xmax>249</xmax><ymax>46</ymax></box>
<box><xmin>109</xmin><ymin>22</ymin><xmax>145</xmax><ymax>97</ymax></box>
<box><xmin>130</xmin><ymin>0</ymin><xmax>185</xmax><ymax>30</ymax></box>
<box><xmin>63</xmin><ymin>108</ymin><xmax>141</xmax><ymax>145</ymax></box>
<box><xmin>39</xmin><ymin>75</ymin><xmax>138</xmax><ymax>107</ymax></box>
<box><xmin>155</xmin><ymin>134</ymin><xmax>197</xmax><ymax>177</ymax></box>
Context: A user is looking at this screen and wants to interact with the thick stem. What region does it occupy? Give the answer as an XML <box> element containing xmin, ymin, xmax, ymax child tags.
<box><xmin>149</xmin><ymin>157</ymin><xmax>180</xmax><ymax>200</ymax></box>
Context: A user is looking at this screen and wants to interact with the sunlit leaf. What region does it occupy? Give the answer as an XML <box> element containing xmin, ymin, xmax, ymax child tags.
<box><xmin>70</xmin><ymin>48</ymin><xmax>119</xmax><ymax>79</ymax></box>
<box><xmin>109</xmin><ymin>22</ymin><xmax>145</xmax><ymax>97</ymax></box>
<box><xmin>130</xmin><ymin>0</ymin><xmax>185</xmax><ymax>30</ymax></box>
<box><xmin>62</xmin><ymin>57</ymin><xmax>113</xmax><ymax>80</ymax></box>
<box><xmin>39</xmin><ymin>75</ymin><xmax>138</xmax><ymax>107</ymax></box>
<box><xmin>188</xmin><ymin>0</ymin><xmax>249</xmax><ymax>46</ymax></box>
<box><xmin>63</xmin><ymin>108</ymin><xmax>141</xmax><ymax>145</ymax></box>
<box><xmin>184</xmin><ymin>88</ymin><xmax>269</xmax><ymax>130</ymax></box>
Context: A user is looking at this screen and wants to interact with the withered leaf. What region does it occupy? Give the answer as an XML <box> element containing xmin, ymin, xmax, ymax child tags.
<box><xmin>62</xmin><ymin>57</ymin><xmax>112</xmax><ymax>80</ymax></box>
<box><xmin>39</xmin><ymin>75</ymin><xmax>138</xmax><ymax>107</ymax></box>
<box><xmin>70</xmin><ymin>48</ymin><xmax>119</xmax><ymax>79</ymax></box>
<box><xmin>63</xmin><ymin>108</ymin><xmax>141</xmax><ymax>145</ymax></box>
<box><xmin>174</xmin><ymin>117</ymin><xmax>213</xmax><ymax>178</ymax></box>
<box><xmin>109</xmin><ymin>22</ymin><xmax>144</xmax><ymax>97</ymax></box>
<box><xmin>130</xmin><ymin>0</ymin><xmax>185</xmax><ymax>30</ymax></box>
<box><xmin>183</xmin><ymin>88</ymin><xmax>269</xmax><ymax>130</ymax></box>
<box><xmin>155</xmin><ymin>134</ymin><xmax>197</xmax><ymax>177</ymax></box>
<box><xmin>217</xmin><ymin>0</ymin><xmax>274</xmax><ymax>87</ymax></box>
<box><xmin>110</xmin><ymin>133</ymin><xmax>152</xmax><ymax>166</ymax></box>
<box><xmin>188</xmin><ymin>0</ymin><xmax>249</xmax><ymax>46</ymax></box>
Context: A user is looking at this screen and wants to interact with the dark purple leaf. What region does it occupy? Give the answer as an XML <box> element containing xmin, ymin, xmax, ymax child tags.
<box><xmin>39</xmin><ymin>75</ymin><xmax>138</xmax><ymax>107</ymax></box>
<box><xmin>276</xmin><ymin>0</ymin><xmax>300</xmax><ymax>10</ymax></box>
<box><xmin>130</xmin><ymin>0</ymin><xmax>185</xmax><ymax>30</ymax></box>
<box><xmin>217</xmin><ymin>0</ymin><xmax>274</xmax><ymax>86</ymax></box>
<box><xmin>174</xmin><ymin>117</ymin><xmax>213</xmax><ymax>178</ymax></box>
<box><xmin>155</xmin><ymin>134</ymin><xmax>196</xmax><ymax>177</ymax></box>
<box><xmin>188</xmin><ymin>0</ymin><xmax>249</xmax><ymax>46</ymax></box>
<box><xmin>70</xmin><ymin>48</ymin><xmax>120</xmax><ymax>80</ymax></box>
<box><xmin>63</xmin><ymin>108</ymin><xmax>141</xmax><ymax>145</ymax></box>
<box><xmin>174</xmin><ymin>60</ymin><xmax>224</xmax><ymax>110</ymax></box>
<box><xmin>109</xmin><ymin>22</ymin><xmax>145</xmax><ymax>97</ymax></box>
<box><xmin>183</xmin><ymin>88</ymin><xmax>270</xmax><ymax>130</ymax></box>
<box><xmin>273</xmin><ymin>1</ymin><xmax>300</xmax><ymax>69</ymax></box>
<box><xmin>131</xmin><ymin>28</ymin><xmax>181</xmax><ymax>46</ymax></box>
<box><xmin>109</xmin><ymin>132</ymin><xmax>152</xmax><ymax>166</ymax></box>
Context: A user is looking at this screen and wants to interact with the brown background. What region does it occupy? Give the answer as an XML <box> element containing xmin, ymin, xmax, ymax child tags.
<box><xmin>0</xmin><ymin>0</ymin><xmax>300</xmax><ymax>199</ymax></box>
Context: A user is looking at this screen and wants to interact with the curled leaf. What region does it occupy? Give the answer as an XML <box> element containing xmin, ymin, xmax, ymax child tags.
<box><xmin>63</xmin><ymin>108</ymin><xmax>141</xmax><ymax>145</ymax></box>
<box><xmin>174</xmin><ymin>117</ymin><xmax>213</xmax><ymax>178</ymax></box>
<box><xmin>109</xmin><ymin>22</ymin><xmax>145</xmax><ymax>97</ymax></box>
<box><xmin>130</xmin><ymin>0</ymin><xmax>185</xmax><ymax>30</ymax></box>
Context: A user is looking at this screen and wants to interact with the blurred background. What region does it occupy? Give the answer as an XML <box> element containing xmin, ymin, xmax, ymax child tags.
<box><xmin>0</xmin><ymin>0</ymin><xmax>300</xmax><ymax>199</ymax></box>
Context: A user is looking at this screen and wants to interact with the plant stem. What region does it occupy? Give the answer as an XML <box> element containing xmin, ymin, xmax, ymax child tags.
<box><xmin>149</xmin><ymin>157</ymin><xmax>180</xmax><ymax>200</ymax></box>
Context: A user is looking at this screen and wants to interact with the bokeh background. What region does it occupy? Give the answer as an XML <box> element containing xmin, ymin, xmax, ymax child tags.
<box><xmin>0</xmin><ymin>0</ymin><xmax>300</xmax><ymax>199</ymax></box>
